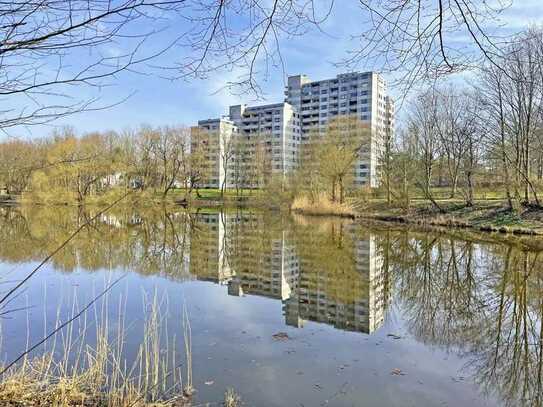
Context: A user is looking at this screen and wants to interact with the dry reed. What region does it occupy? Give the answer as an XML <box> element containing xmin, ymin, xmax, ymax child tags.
<box><xmin>291</xmin><ymin>193</ymin><xmax>356</xmax><ymax>218</ymax></box>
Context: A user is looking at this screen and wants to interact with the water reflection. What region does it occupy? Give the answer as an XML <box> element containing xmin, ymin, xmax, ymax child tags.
<box><xmin>387</xmin><ymin>230</ymin><xmax>543</xmax><ymax>407</ymax></box>
<box><xmin>188</xmin><ymin>212</ymin><xmax>391</xmax><ymax>334</ymax></box>
<box><xmin>0</xmin><ymin>206</ymin><xmax>542</xmax><ymax>406</ymax></box>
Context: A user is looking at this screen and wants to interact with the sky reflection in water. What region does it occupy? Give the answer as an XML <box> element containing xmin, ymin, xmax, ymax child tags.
<box><xmin>0</xmin><ymin>206</ymin><xmax>541</xmax><ymax>406</ymax></box>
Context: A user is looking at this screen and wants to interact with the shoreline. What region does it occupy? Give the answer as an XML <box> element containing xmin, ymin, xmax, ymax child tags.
<box><xmin>3</xmin><ymin>194</ymin><xmax>543</xmax><ymax>237</ymax></box>
<box><xmin>355</xmin><ymin>212</ymin><xmax>542</xmax><ymax>236</ymax></box>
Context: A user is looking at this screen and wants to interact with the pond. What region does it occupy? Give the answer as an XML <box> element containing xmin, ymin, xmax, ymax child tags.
<box><xmin>0</xmin><ymin>206</ymin><xmax>541</xmax><ymax>406</ymax></box>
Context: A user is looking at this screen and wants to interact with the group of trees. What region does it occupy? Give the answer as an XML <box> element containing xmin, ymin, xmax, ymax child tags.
<box><xmin>4</xmin><ymin>26</ymin><xmax>543</xmax><ymax>210</ymax></box>
<box><xmin>294</xmin><ymin>116</ymin><xmax>371</xmax><ymax>204</ymax></box>
<box><xmin>381</xmin><ymin>28</ymin><xmax>543</xmax><ymax>210</ymax></box>
<box><xmin>0</xmin><ymin>126</ymin><xmax>209</xmax><ymax>203</ymax></box>
<box><xmin>0</xmin><ymin>116</ymin><xmax>370</xmax><ymax>206</ymax></box>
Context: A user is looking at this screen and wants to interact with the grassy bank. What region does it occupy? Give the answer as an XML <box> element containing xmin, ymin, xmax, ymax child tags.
<box><xmin>7</xmin><ymin>187</ymin><xmax>543</xmax><ymax>236</ymax></box>
<box><xmin>12</xmin><ymin>188</ymin><xmax>261</xmax><ymax>208</ymax></box>
<box><xmin>356</xmin><ymin>199</ymin><xmax>543</xmax><ymax>236</ymax></box>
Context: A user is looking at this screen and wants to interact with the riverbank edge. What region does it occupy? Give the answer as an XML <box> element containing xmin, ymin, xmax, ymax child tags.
<box><xmin>3</xmin><ymin>194</ymin><xmax>543</xmax><ymax>237</ymax></box>
<box><xmin>292</xmin><ymin>200</ymin><xmax>543</xmax><ymax>237</ymax></box>
<box><xmin>356</xmin><ymin>212</ymin><xmax>542</xmax><ymax>236</ymax></box>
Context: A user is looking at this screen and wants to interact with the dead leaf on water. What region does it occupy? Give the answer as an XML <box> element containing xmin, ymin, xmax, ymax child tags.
<box><xmin>272</xmin><ymin>332</ymin><xmax>290</xmax><ymax>341</ymax></box>
<box><xmin>387</xmin><ymin>333</ymin><xmax>403</xmax><ymax>340</ymax></box>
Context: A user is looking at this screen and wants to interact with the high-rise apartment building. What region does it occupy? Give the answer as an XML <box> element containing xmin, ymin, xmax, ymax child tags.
<box><xmin>191</xmin><ymin>102</ymin><xmax>300</xmax><ymax>189</ymax></box>
<box><xmin>285</xmin><ymin>72</ymin><xmax>395</xmax><ymax>187</ymax></box>
<box><xmin>228</xmin><ymin>103</ymin><xmax>300</xmax><ymax>183</ymax></box>
<box><xmin>190</xmin><ymin>118</ymin><xmax>237</xmax><ymax>189</ymax></box>
<box><xmin>193</xmin><ymin>71</ymin><xmax>394</xmax><ymax>188</ymax></box>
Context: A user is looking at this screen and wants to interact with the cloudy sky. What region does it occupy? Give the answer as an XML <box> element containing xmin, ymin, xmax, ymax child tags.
<box><xmin>8</xmin><ymin>0</ymin><xmax>543</xmax><ymax>139</ymax></box>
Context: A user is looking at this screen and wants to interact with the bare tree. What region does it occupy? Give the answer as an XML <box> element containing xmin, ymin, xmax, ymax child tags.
<box><xmin>408</xmin><ymin>88</ymin><xmax>443</xmax><ymax>211</ymax></box>
<box><xmin>478</xmin><ymin>28</ymin><xmax>543</xmax><ymax>208</ymax></box>
<box><xmin>0</xmin><ymin>0</ymin><xmax>190</xmax><ymax>131</ymax></box>
<box><xmin>435</xmin><ymin>87</ymin><xmax>482</xmax><ymax>204</ymax></box>
<box><xmin>299</xmin><ymin>115</ymin><xmax>371</xmax><ymax>204</ymax></box>
<box><xmin>0</xmin><ymin>0</ymin><xmax>337</xmax><ymax>133</ymax></box>
<box><xmin>478</xmin><ymin>63</ymin><xmax>517</xmax><ymax>209</ymax></box>
<box><xmin>155</xmin><ymin>126</ymin><xmax>191</xmax><ymax>198</ymax></box>
<box><xmin>344</xmin><ymin>0</ymin><xmax>515</xmax><ymax>93</ymax></box>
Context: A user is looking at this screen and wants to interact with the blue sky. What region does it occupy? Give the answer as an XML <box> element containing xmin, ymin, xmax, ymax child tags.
<box><xmin>8</xmin><ymin>0</ymin><xmax>543</xmax><ymax>139</ymax></box>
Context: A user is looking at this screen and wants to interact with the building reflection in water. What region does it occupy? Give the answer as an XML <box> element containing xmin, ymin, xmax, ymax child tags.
<box><xmin>1</xmin><ymin>206</ymin><xmax>541</xmax><ymax>406</ymax></box>
<box><xmin>189</xmin><ymin>212</ymin><xmax>390</xmax><ymax>334</ymax></box>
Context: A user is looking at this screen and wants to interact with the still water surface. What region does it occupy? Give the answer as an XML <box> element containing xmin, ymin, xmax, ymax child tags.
<box><xmin>0</xmin><ymin>206</ymin><xmax>542</xmax><ymax>406</ymax></box>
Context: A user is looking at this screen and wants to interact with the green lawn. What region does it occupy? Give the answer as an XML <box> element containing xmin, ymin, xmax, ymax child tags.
<box><xmin>165</xmin><ymin>188</ymin><xmax>261</xmax><ymax>201</ymax></box>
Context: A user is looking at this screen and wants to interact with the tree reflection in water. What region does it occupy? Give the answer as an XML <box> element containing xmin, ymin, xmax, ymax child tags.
<box><xmin>386</xmin><ymin>229</ymin><xmax>543</xmax><ymax>407</ymax></box>
<box><xmin>0</xmin><ymin>206</ymin><xmax>541</xmax><ymax>406</ymax></box>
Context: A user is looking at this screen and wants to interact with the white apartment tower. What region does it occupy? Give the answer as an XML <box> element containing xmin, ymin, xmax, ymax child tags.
<box><xmin>192</xmin><ymin>102</ymin><xmax>300</xmax><ymax>189</ymax></box>
<box><xmin>285</xmin><ymin>72</ymin><xmax>395</xmax><ymax>187</ymax></box>
<box><xmin>229</xmin><ymin>103</ymin><xmax>300</xmax><ymax>178</ymax></box>
<box><xmin>193</xmin><ymin>71</ymin><xmax>394</xmax><ymax>188</ymax></box>
<box><xmin>190</xmin><ymin>118</ymin><xmax>237</xmax><ymax>189</ymax></box>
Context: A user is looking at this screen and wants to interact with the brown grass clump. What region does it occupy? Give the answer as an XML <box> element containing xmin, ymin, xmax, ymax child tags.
<box><xmin>0</xmin><ymin>292</ymin><xmax>193</xmax><ymax>406</ymax></box>
<box><xmin>291</xmin><ymin>194</ymin><xmax>356</xmax><ymax>218</ymax></box>
<box><xmin>224</xmin><ymin>388</ymin><xmax>241</xmax><ymax>407</ymax></box>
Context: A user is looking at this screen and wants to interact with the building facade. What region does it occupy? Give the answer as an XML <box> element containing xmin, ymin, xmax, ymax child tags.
<box><xmin>229</xmin><ymin>103</ymin><xmax>301</xmax><ymax>181</ymax></box>
<box><xmin>190</xmin><ymin>118</ymin><xmax>238</xmax><ymax>189</ymax></box>
<box><xmin>191</xmin><ymin>102</ymin><xmax>300</xmax><ymax>189</ymax></box>
<box><xmin>192</xmin><ymin>71</ymin><xmax>394</xmax><ymax>188</ymax></box>
<box><xmin>285</xmin><ymin>71</ymin><xmax>394</xmax><ymax>187</ymax></box>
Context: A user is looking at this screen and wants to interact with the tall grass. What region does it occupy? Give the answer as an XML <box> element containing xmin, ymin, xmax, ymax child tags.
<box><xmin>0</xmin><ymin>289</ymin><xmax>193</xmax><ymax>406</ymax></box>
<box><xmin>291</xmin><ymin>193</ymin><xmax>356</xmax><ymax>218</ymax></box>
